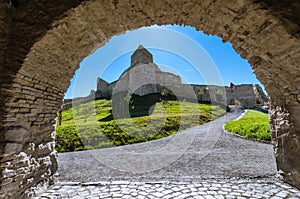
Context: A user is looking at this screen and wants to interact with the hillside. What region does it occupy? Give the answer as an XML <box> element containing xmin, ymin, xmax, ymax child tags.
<box><xmin>56</xmin><ymin>96</ymin><xmax>226</xmax><ymax>152</ymax></box>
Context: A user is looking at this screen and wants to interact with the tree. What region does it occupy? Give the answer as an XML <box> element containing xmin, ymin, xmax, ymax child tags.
<box><xmin>198</xmin><ymin>88</ymin><xmax>205</xmax><ymax>101</ymax></box>
<box><xmin>58</xmin><ymin>110</ymin><xmax>62</xmax><ymax>126</ymax></box>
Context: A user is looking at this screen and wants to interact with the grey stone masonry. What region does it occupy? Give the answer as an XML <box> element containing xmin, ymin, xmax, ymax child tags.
<box><xmin>87</xmin><ymin>45</ymin><xmax>268</xmax><ymax>109</ymax></box>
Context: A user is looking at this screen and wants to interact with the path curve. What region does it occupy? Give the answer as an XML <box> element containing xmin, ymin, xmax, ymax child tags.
<box><xmin>57</xmin><ymin>110</ymin><xmax>277</xmax><ymax>182</ymax></box>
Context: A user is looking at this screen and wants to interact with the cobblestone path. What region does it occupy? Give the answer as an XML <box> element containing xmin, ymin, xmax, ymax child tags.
<box><xmin>35</xmin><ymin>178</ymin><xmax>300</xmax><ymax>199</ymax></box>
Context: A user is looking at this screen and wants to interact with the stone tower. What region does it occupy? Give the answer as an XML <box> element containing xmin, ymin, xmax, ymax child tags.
<box><xmin>131</xmin><ymin>44</ymin><xmax>153</xmax><ymax>66</ymax></box>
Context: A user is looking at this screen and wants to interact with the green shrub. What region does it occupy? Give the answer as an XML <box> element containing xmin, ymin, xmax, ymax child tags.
<box><xmin>55</xmin><ymin>125</ymin><xmax>84</xmax><ymax>152</ymax></box>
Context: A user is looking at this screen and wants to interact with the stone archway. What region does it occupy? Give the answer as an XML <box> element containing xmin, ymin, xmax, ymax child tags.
<box><xmin>228</xmin><ymin>98</ymin><xmax>240</xmax><ymax>106</ymax></box>
<box><xmin>0</xmin><ymin>1</ymin><xmax>299</xmax><ymax>198</ymax></box>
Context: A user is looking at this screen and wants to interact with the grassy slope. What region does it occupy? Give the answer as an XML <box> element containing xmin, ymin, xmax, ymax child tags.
<box><xmin>224</xmin><ymin>110</ymin><xmax>271</xmax><ymax>141</ymax></box>
<box><xmin>56</xmin><ymin>99</ymin><xmax>225</xmax><ymax>152</ymax></box>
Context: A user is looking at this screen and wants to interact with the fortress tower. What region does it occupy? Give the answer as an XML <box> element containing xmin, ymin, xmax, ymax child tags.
<box><xmin>130</xmin><ymin>44</ymin><xmax>153</xmax><ymax>66</ymax></box>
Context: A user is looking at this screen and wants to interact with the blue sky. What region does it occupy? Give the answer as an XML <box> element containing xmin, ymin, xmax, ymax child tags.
<box><xmin>65</xmin><ymin>25</ymin><xmax>264</xmax><ymax>99</ymax></box>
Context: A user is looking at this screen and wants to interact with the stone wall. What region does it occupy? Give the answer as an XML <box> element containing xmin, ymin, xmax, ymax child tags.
<box><xmin>184</xmin><ymin>84</ymin><xmax>266</xmax><ymax>108</ymax></box>
<box><xmin>0</xmin><ymin>72</ymin><xmax>62</xmax><ymax>198</ymax></box>
<box><xmin>96</xmin><ymin>78</ymin><xmax>109</xmax><ymax>97</ymax></box>
<box><xmin>93</xmin><ymin>46</ymin><xmax>266</xmax><ymax>108</ymax></box>
<box><xmin>225</xmin><ymin>84</ymin><xmax>257</xmax><ymax>108</ymax></box>
<box><xmin>128</xmin><ymin>64</ymin><xmax>158</xmax><ymax>95</ymax></box>
<box><xmin>0</xmin><ymin>0</ymin><xmax>299</xmax><ymax>198</ymax></box>
<box><xmin>155</xmin><ymin>71</ymin><xmax>182</xmax><ymax>95</ymax></box>
<box><xmin>0</xmin><ymin>2</ymin><xmax>85</xmax><ymax>197</ymax></box>
<box><xmin>253</xmin><ymin>84</ymin><xmax>269</xmax><ymax>104</ymax></box>
<box><xmin>68</xmin><ymin>82</ymin><xmax>266</xmax><ymax>111</ymax></box>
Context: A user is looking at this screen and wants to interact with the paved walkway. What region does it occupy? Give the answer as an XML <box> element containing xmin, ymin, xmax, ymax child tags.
<box><xmin>35</xmin><ymin>179</ymin><xmax>300</xmax><ymax>198</ymax></box>
<box><xmin>35</xmin><ymin>111</ymin><xmax>300</xmax><ymax>198</ymax></box>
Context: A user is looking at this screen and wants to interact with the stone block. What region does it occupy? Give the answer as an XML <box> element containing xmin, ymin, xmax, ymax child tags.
<box><xmin>5</xmin><ymin>127</ymin><xmax>30</xmax><ymax>143</ymax></box>
<box><xmin>1</xmin><ymin>178</ymin><xmax>13</xmax><ymax>186</ymax></box>
<box><xmin>2</xmin><ymin>168</ymin><xmax>16</xmax><ymax>179</ymax></box>
<box><xmin>0</xmin><ymin>143</ymin><xmax>23</xmax><ymax>159</ymax></box>
<box><xmin>0</xmin><ymin>181</ymin><xmax>20</xmax><ymax>192</ymax></box>
<box><xmin>37</xmin><ymin>142</ymin><xmax>54</xmax><ymax>155</ymax></box>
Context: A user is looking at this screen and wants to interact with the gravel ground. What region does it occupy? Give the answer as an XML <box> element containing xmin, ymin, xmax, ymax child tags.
<box><xmin>57</xmin><ymin>110</ymin><xmax>277</xmax><ymax>182</ymax></box>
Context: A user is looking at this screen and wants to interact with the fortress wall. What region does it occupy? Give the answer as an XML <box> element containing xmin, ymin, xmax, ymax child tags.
<box><xmin>155</xmin><ymin>71</ymin><xmax>181</xmax><ymax>87</ymax></box>
<box><xmin>253</xmin><ymin>84</ymin><xmax>268</xmax><ymax>104</ymax></box>
<box><xmin>155</xmin><ymin>71</ymin><xmax>182</xmax><ymax>95</ymax></box>
<box><xmin>202</xmin><ymin>92</ymin><xmax>212</xmax><ymax>102</ymax></box>
<box><xmin>128</xmin><ymin>64</ymin><xmax>157</xmax><ymax>95</ymax></box>
<box><xmin>108</xmin><ymin>81</ymin><xmax>117</xmax><ymax>97</ymax></box>
<box><xmin>96</xmin><ymin>78</ymin><xmax>109</xmax><ymax>96</ymax></box>
<box><xmin>188</xmin><ymin>84</ymin><xmax>268</xmax><ymax>108</ymax></box>
<box><xmin>95</xmin><ymin>76</ymin><xmax>267</xmax><ymax>109</ymax></box>
<box><xmin>177</xmin><ymin>84</ymin><xmax>199</xmax><ymax>101</ymax></box>
<box><xmin>113</xmin><ymin>75</ymin><xmax>129</xmax><ymax>95</ymax></box>
<box><xmin>190</xmin><ymin>85</ymin><xmax>210</xmax><ymax>101</ymax></box>
<box><xmin>134</xmin><ymin>84</ymin><xmax>157</xmax><ymax>96</ymax></box>
<box><xmin>205</xmin><ymin>85</ymin><xmax>221</xmax><ymax>102</ymax></box>
<box><xmin>225</xmin><ymin>84</ymin><xmax>257</xmax><ymax>108</ymax></box>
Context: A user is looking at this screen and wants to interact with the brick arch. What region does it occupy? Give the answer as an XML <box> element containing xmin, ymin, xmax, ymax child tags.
<box><xmin>0</xmin><ymin>0</ymin><xmax>299</xmax><ymax>198</ymax></box>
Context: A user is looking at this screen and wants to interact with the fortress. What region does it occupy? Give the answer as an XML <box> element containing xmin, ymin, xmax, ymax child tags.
<box><xmin>83</xmin><ymin>45</ymin><xmax>267</xmax><ymax>109</ymax></box>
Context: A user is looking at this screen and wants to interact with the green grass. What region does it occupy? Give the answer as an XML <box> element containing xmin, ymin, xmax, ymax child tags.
<box><xmin>56</xmin><ymin>98</ymin><xmax>226</xmax><ymax>152</ymax></box>
<box><xmin>224</xmin><ymin>110</ymin><xmax>271</xmax><ymax>141</ymax></box>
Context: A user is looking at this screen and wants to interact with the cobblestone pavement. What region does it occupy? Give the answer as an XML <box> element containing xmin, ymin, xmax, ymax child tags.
<box><xmin>35</xmin><ymin>178</ymin><xmax>300</xmax><ymax>199</ymax></box>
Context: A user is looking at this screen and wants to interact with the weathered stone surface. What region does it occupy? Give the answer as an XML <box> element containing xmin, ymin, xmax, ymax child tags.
<box><xmin>0</xmin><ymin>0</ymin><xmax>299</xmax><ymax>198</ymax></box>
